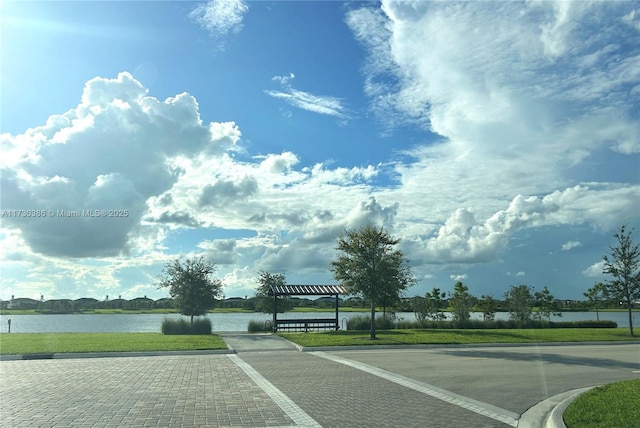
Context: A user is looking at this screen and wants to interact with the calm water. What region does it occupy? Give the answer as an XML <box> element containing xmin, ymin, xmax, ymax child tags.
<box><xmin>0</xmin><ymin>311</ymin><xmax>633</xmax><ymax>334</ymax></box>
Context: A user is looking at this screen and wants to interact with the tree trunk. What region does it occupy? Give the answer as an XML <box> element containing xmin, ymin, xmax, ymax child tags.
<box><xmin>190</xmin><ymin>314</ymin><xmax>194</xmax><ymax>324</ymax></box>
<box><xmin>370</xmin><ymin>302</ymin><xmax>376</xmax><ymax>340</ymax></box>
<box><xmin>628</xmin><ymin>303</ymin><xmax>634</xmax><ymax>337</ymax></box>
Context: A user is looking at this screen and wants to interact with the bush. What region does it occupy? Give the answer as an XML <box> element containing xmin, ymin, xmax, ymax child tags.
<box><xmin>161</xmin><ymin>317</ymin><xmax>212</xmax><ymax>335</ymax></box>
<box><xmin>247</xmin><ymin>320</ymin><xmax>272</xmax><ymax>333</ymax></box>
<box><xmin>343</xmin><ymin>316</ymin><xmax>618</xmax><ymax>331</ymax></box>
<box><xmin>346</xmin><ymin>315</ymin><xmax>395</xmax><ymax>331</ymax></box>
<box><xmin>550</xmin><ymin>320</ymin><xmax>617</xmax><ymax>329</ymax></box>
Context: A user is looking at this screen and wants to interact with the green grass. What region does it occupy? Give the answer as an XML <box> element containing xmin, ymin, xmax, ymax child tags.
<box><xmin>0</xmin><ymin>333</ymin><xmax>227</xmax><ymax>355</ymax></box>
<box><xmin>564</xmin><ymin>379</ymin><xmax>640</xmax><ymax>428</ymax></box>
<box><xmin>279</xmin><ymin>328</ymin><xmax>639</xmax><ymax>347</ymax></box>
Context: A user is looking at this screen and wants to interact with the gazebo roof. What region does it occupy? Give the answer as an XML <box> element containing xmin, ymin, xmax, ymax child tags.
<box><xmin>268</xmin><ymin>284</ymin><xmax>346</xmax><ymax>296</ymax></box>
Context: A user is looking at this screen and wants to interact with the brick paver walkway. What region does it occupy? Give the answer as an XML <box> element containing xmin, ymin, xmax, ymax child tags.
<box><xmin>0</xmin><ymin>355</ymin><xmax>294</xmax><ymax>427</ymax></box>
<box><xmin>0</xmin><ymin>335</ymin><xmax>520</xmax><ymax>427</ymax></box>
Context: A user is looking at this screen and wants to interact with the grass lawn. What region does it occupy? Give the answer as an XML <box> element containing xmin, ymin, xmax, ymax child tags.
<box><xmin>279</xmin><ymin>328</ymin><xmax>639</xmax><ymax>347</ymax></box>
<box><xmin>0</xmin><ymin>333</ymin><xmax>228</xmax><ymax>355</ymax></box>
<box><xmin>563</xmin><ymin>379</ymin><xmax>640</xmax><ymax>428</ymax></box>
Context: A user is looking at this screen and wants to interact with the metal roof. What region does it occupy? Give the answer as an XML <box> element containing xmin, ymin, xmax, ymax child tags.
<box><xmin>268</xmin><ymin>284</ymin><xmax>346</xmax><ymax>296</ymax></box>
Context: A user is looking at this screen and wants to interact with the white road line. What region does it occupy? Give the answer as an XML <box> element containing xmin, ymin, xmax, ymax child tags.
<box><xmin>227</xmin><ymin>354</ymin><xmax>321</xmax><ymax>428</ymax></box>
<box><xmin>311</xmin><ymin>351</ymin><xmax>519</xmax><ymax>427</ymax></box>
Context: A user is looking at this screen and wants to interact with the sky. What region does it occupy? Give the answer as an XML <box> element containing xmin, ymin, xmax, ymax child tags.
<box><xmin>1</xmin><ymin>0</ymin><xmax>639</xmax><ymax>302</ymax></box>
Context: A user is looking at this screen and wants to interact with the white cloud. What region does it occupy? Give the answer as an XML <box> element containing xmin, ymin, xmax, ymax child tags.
<box><xmin>516</xmin><ymin>272</ymin><xmax>526</xmax><ymax>277</ymax></box>
<box><xmin>265</xmin><ymin>73</ymin><xmax>352</xmax><ymax>119</ymax></box>
<box><xmin>561</xmin><ymin>241</ymin><xmax>582</xmax><ymax>251</ymax></box>
<box><xmin>582</xmin><ymin>261</ymin><xmax>605</xmax><ymax>278</ymax></box>
<box><xmin>347</xmin><ymin>0</ymin><xmax>640</xmax><ymax>188</ymax></box>
<box><xmin>189</xmin><ymin>0</ymin><xmax>248</xmax><ymax>37</ymax></box>
<box><xmin>1</xmin><ymin>72</ymin><xmax>240</xmax><ymax>258</ymax></box>
<box><xmin>450</xmin><ymin>274</ymin><xmax>468</xmax><ymax>282</ymax></box>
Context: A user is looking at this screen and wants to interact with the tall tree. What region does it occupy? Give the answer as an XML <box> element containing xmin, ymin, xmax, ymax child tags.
<box><xmin>479</xmin><ymin>295</ymin><xmax>497</xmax><ymax>322</ymax></box>
<box><xmin>602</xmin><ymin>225</ymin><xmax>640</xmax><ymax>336</ymax></box>
<box><xmin>331</xmin><ymin>225</ymin><xmax>415</xmax><ymax>339</ymax></box>
<box><xmin>450</xmin><ymin>281</ymin><xmax>475</xmax><ymax>322</ymax></box>
<box><xmin>533</xmin><ymin>286</ymin><xmax>562</xmax><ymax>323</ymax></box>
<box><xmin>158</xmin><ymin>256</ymin><xmax>223</xmax><ymax>324</ymax></box>
<box><xmin>583</xmin><ymin>282</ymin><xmax>606</xmax><ymax>321</ymax></box>
<box><xmin>254</xmin><ymin>271</ymin><xmax>291</xmax><ymax>314</ymax></box>
<box><xmin>504</xmin><ymin>284</ymin><xmax>534</xmax><ymax>322</ymax></box>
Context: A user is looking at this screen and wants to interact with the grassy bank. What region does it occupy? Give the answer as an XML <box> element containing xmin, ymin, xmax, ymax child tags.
<box><xmin>564</xmin><ymin>379</ymin><xmax>640</xmax><ymax>428</ymax></box>
<box><xmin>0</xmin><ymin>333</ymin><xmax>227</xmax><ymax>355</ymax></box>
<box><xmin>279</xmin><ymin>328</ymin><xmax>639</xmax><ymax>347</ymax></box>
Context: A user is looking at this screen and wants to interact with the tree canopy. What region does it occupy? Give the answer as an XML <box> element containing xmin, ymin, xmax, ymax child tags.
<box><xmin>254</xmin><ymin>270</ymin><xmax>292</xmax><ymax>314</ymax></box>
<box><xmin>331</xmin><ymin>225</ymin><xmax>415</xmax><ymax>339</ymax></box>
<box><xmin>504</xmin><ymin>284</ymin><xmax>534</xmax><ymax>322</ymax></box>
<box><xmin>602</xmin><ymin>225</ymin><xmax>640</xmax><ymax>336</ymax></box>
<box><xmin>158</xmin><ymin>256</ymin><xmax>223</xmax><ymax>323</ymax></box>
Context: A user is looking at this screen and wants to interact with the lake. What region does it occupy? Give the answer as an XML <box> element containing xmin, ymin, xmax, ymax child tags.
<box><xmin>0</xmin><ymin>311</ymin><xmax>634</xmax><ymax>334</ymax></box>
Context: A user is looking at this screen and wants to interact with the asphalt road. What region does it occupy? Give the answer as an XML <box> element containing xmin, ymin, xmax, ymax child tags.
<box><xmin>328</xmin><ymin>343</ymin><xmax>640</xmax><ymax>415</ymax></box>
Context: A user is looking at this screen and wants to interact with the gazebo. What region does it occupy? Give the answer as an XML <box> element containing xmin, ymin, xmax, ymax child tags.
<box><xmin>268</xmin><ymin>284</ymin><xmax>346</xmax><ymax>332</ymax></box>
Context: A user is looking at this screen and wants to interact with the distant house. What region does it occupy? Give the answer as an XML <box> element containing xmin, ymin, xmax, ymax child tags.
<box><xmin>8</xmin><ymin>298</ymin><xmax>40</xmax><ymax>310</ymax></box>
<box><xmin>224</xmin><ymin>297</ymin><xmax>245</xmax><ymax>308</ymax></box>
<box><xmin>127</xmin><ymin>296</ymin><xmax>153</xmax><ymax>309</ymax></box>
<box><xmin>75</xmin><ymin>298</ymin><xmax>99</xmax><ymax>310</ymax></box>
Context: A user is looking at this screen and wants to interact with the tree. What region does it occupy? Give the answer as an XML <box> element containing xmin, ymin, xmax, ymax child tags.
<box><xmin>158</xmin><ymin>256</ymin><xmax>223</xmax><ymax>324</ymax></box>
<box><xmin>602</xmin><ymin>225</ymin><xmax>640</xmax><ymax>337</ymax></box>
<box><xmin>584</xmin><ymin>282</ymin><xmax>606</xmax><ymax>321</ymax></box>
<box><xmin>331</xmin><ymin>225</ymin><xmax>415</xmax><ymax>339</ymax></box>
<box><xmin>414</xmin><ymin>288</ymin><xmax>447</xmax><ymax>322</ymax></box>
<box><xmin>479</xmin><ymin>295</ymin><xmax>497</xmax><ymax>322</ymax></box>
<box><xmin>504</xmin><ymin>284</ymin><xmax>534</xmax><ymax>322</ymax></box>
<box><xmin>450</xmin><ymin>281</ymin><xmax>475</xmax><ymax>322</ymax></box>
<box><xmin>534</xmin><ymin>286</ymin><xmax>562</xmax><ymax>323</ymax></box>
<box><xmin>254</xmin><ymin>271</ymin><xmax>292</xmax><ymax>314</ymax></box>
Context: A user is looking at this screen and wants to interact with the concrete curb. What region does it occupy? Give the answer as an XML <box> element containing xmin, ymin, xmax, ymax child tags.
<box><xmin>284</xmin><ymin>340</ymin><xmax>640</xmax><ymax>353</ymax></box>
<box><xmin>518</xmin><ymin>386</ymin><xmax>596</xmax><ymax>428</ymax></box>
<box><xmin>0</xmin><ymin>348</ymin><xmax>234</xmax><ymax>361</ymax></box>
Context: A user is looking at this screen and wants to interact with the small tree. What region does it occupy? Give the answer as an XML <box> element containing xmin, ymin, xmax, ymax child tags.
<box><xmin>584</xmin><ymin>282</ymin><xmax>606</xmax><ymax>321</ymax></box>
<box><xmin>534</xmin><ymin>286</ymin><xmax>562</xmax><ymax>323</ymax></box>
<box><xmin>414</xmin><ymin>287</ymin><xmax>447</xmax><ymax>321</ymax></box>
<box><xmin>331</xmin><ymin>225</ymin><xmax>415</xmax><ymax>339</ymax></box>
<box><xmin>450</xmin><ymin>281</ymin><xmax>475</xmax><ymax>322</ymax></box>
<box><xmin>504</xmin><ymin>284</ymin><xmax>534</xmax><ymax>322</ymax></box>
<box><xmin>479</xmin><ymin>295</ymin><xmax>497</xmax><ymax>322</ymax></box>
<box><xmin>255</xmin><ymin>271</ymin><xmax>291</xmax><ymax>314</ymax></box>
<box><xmin>602</xmin><ymin>225</ymin><xmax>640</xmax><ymax>337</ymax></box>
<box><xmin>158</xmin><ymin>256</ymin><xmax>223</xmax><ymax>324</ymax></box>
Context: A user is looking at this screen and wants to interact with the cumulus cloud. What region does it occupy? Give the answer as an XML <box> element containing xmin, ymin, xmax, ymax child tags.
<box><xmin>402</xmin><ymin>185</ymin><xmax>639</xmax><ymax>267</ymax></box>
<box><xmin>0</xmin><ymin>72</ymin><xmax>241</xmax><ymax>258</ymax></box>
<box><xmin>561</xmin><ymin>241</ymin><xmax>582</xmax><ymax>251</ymax></box>
<box><xmin>190</xmin><ymin>0</ymin><xmax>248</xmax><ymax>38</ymax></box>
<box><xmin>582</xmin><ymin>261</ymin><xmax>605</xmax><ymax>278</ymax></box>
<box><xmin>450</xmin><ymin>274</ymin><xmax>468</xmax><ymax>282</ymax></box>
<box><xmin>265</xmin><ymin>73</ymin><xmax>352</xmax><ymax>119</ymax></box>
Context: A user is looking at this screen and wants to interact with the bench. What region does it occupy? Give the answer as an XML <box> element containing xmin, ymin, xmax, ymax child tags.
<box><xmin>274</xmin><ymin>318</ymin><xmax>339</xmax><ymax>332</ymax></box>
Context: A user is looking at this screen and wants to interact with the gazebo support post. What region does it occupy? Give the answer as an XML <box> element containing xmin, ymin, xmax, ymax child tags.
<box><xmin>273</xmin><ymin>293</ymin><xmax>277</xmax><ymax>332</ymax></box>
<box><xmin>335</xmin><ymin>293</ymin><xmax>339</xmax><ymax>331</ymax></box>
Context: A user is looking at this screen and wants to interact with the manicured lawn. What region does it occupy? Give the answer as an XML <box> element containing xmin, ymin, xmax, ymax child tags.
<box><xmin>279</xmin><ymin>328</ymin><xmax>639</xmax><ymax>347</ymax></box>
<box><xmin>564</xmin><ymin>379</ymin><xmax>640</xmax><ymax>428</ymax></box>
<box><xmin>0</xmin><ymin>333</ymin><xmax>228</xmax><ymax>355</ymax></box>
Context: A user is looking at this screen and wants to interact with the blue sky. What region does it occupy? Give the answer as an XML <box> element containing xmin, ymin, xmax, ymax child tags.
<box><xmin>1</xmin><ymin>0</ymin><xmax>639</xmax><ymax>302</ymax></box>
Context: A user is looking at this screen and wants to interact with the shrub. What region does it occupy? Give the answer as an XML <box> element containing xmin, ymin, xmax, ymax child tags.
<box><xmin>343</xmin><ymin>317</ymin><xmax>617</xmax><ymax>331</ymax></box>
<box><xmin>247</xmin><ymin>320</ymin><xmax>272</xmax><ymax>333</ymax></box>
<box><xmin>549</xmin><ymin>320</ymin><xmax>617</xmax><ymax>329</ymax></box>
<box><xmin>161</xmin><ymin>317</ymin><xmax>212</xmax><ymax>335</ymax></box>
<box><xmin>346</xmin><ymin>315</ymin><xmax>395</xmax><ymax>331</ymax></box>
